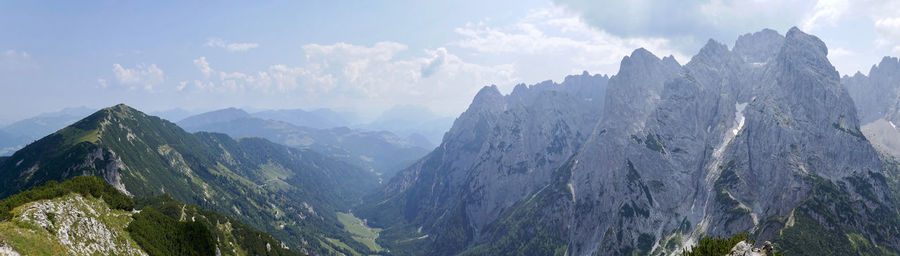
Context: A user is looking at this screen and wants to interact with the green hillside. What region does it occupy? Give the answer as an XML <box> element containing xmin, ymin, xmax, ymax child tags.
<box><xmin>0</xmin><ymin>176</ymin><xmax>304</xmax><ymax>256</ymax></box>
<box><xmin>0</xmin><ymin>104</ymin><xmax>380</xmax><ymax>255</ymax></box>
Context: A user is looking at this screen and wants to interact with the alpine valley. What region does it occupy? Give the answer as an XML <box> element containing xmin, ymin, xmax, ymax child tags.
<box><xmin>2</xmin><ymin>27</ymin><xmax>900</xmax><ymax>256</ymax></box>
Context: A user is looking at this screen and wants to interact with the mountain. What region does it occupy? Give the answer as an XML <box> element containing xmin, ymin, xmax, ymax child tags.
<box><xmin>0</xmin><ymin>104</ymin><xmax>380</xmax><ymax>255</ymax></box>
<box><xmin>0</xmin><ymin>176</ymin><xmax>301</xmax><ymax>256</ymax></box>
<box><xmin>361</xmin><ymin>28</ymin><xmax>900</xmax><ymax>255</ymax></box>
<box><xmin>179</xmin><ymin>110</ymin><xmax>431</xmax><ymax>179</ymax></box>
<box><xmin>359</xmin><ymin>105</ymin><xmax>454</xmax><ymax>147</ymax></box>
<box><xmin>0</xmin><ymin>130</ymin><xmax>17</xmax><ymax>156</ymax></box>
<box><xmin>149</xmin><ymin>108</ymin><xmax>195</xmax><ymax>122</ymax></box>
<box><xmin>253</xmin><ymin>108</ymin><xmax>355</xmax><ymax>129</ymax></box>
<box><xmin>175</xmin><ymin>107</ymin><xmax>251</xmax><ymax>128</ymax></box>
<box><xmin>0</xmin><ymin>107</ymin><xmax>95</xmax><ymax>156</ymax></box>
<box><xmin>843</xmin><ymin>57</ymin><xmax>900</xmax><ymax>157</ymax></box>
<box><xmin>358</xmin><ymin>71</ymin><xmax>612</xmax><ymax>255</ymax></box>
<box><xmin>3</xmin><ymin>107</ymin><xmax>95</xmax><ymax>140</ymax></box>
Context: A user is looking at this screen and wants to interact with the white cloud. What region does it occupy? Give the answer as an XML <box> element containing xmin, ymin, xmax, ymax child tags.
<box><xmin>554</xmin><ymin>0</ymin><xmax>815</xmax><ymax>46</ymax></box>
<box><xmin>205</xmin><ymin>38</ymin><xmax>259</xmax><ymax>52</ymax></box>
<box><xmin>800</xmin><ymin>0</ymin><xmax>849</xmax><ymax>31</ymax></box>
<box><xmin>875</xmin><ymin>16</ymin><xmax>900</xmax><ymax>47</ymax></box>
<box><xmin>112</xmin><ymin>63</ymin><xmax>164</xmax><ymax>91</ymax></box>
<box><xmin>97</xmin><ymin>78</ymin><xmax>108</xmax><ymax>88</ymax></box>
<box><xmin>186</xmin><ymin>42</ymin><xmax>514</xmax><ymax>115</ymax></box>
<box><xmin>193</xmin><ymin>56</ymin><xmax>213</xmax><ymax>77</ymax></box>
<box><xmin>188</xmin><ymin>56</ymin><xmax>333</xmax><ymax>93</ymax></box>
<box><xmin>452</xmin><ymin>6</ymin><xmax>686</xmax><ymax>81</ymax></box>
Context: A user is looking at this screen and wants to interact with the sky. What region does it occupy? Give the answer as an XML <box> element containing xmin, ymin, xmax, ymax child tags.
<box><xmin>1</xmin><ymin>0</ymin><xmax>899</xmax><ymax>124</ymax></box>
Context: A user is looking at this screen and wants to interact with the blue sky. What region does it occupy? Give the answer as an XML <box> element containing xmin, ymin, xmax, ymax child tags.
<box><xmin>1</xmin><ymin>0</ymin><xmax>899</xmax><ymax>124</ymax></box>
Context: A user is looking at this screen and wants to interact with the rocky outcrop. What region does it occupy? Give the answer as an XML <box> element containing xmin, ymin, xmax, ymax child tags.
<box><xmin>0</xmin><ymin>193</ymin><xmax>147</xmax><ymax>256</ymax></box>
<box><xmin>727</xmin><ymin>241</ymin><xmax>773</xmax><ymax>256</ymax></box>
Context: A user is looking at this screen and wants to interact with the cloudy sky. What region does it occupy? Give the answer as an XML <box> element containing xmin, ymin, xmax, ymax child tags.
<box><xmin>1</xmin><ymin>0</ymin><xmax>899</xmax><ymax>124</ymax></box>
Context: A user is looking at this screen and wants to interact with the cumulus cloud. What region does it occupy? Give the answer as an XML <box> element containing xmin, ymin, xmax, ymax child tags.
<box><xmin>420</xmin><ymin>47</ymin><xmax>447</xmax><ymax>78</ymax></box>
<box><xmin>187</xmin><ymin>56</ymin><xmax>333</xmax><ymax>93</ymax></box>
<box><xmin>185</xmin><ymin>42</ymin><xmax>514</xmax><ymax>114</ymax></box>
<box><xmin>553</xmin><ymin>0</ymin><xmax>815</xmax><ymax>48</ymax></box>
<box><xmin>452</xmin><ymin>6</ymin><xmax>686</xmax><ymax>81</ymax></box>
<box><xmin>545</xmin><ymin>0</ymin><xmax>900</xmax><ymax>75</ymax></box>
<box><xmin>875</xmin><ymin>17</ymin><xmax>900</xmax><ymax>48</ymax></box>
<box><xmin>112</xmin><ymin>63</ymin><xmax>164</xmax><ymax>91</ymax></box>
<box><xmin>193</xmin><ymin>56</ymin><xmax>214</xmax><ymax>77</ymax></box>
<box><xmin>800</xmin><ymin>0</ymin><xmax>850</xmax><ymax>31</ymax></box>
<box><xmin>205</xmin><ymin>38</ymin><xmax>259</xmax><ymax>52</ymax></box>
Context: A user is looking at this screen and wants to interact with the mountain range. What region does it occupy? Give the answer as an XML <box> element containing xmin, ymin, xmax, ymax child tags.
<box><xmin>177</xmin><ymin>107</ymin><xmax>432</xmax><ymax>179</ymax></box>
<box><xmin>844</xmin><ymin>56</ymin><xmax>900</xmax><ymax>158</ymax></box>
<box><xmin>0</xmin><ymin>104</ymin><xmax>381</xmax><ymax>255</ymax></box>
<box><xmin>356</xmin><ymin>105</ymin><xmax>456</xmax><ymax>147</ymax></box>
<box><xmin>0</xmin><ymin>107</ymin><xmax>95</xmax><ymax>156</ymax></box>
<box><xmin>359</xmin><ymin>27</ymin><xmax>900</xmax><ymax>255</ymax></box>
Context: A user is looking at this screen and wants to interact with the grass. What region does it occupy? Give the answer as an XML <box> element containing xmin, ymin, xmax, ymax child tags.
<box><xmin>337</xmin><ymin>212</ymin><xmax>384</xmax><ymax>252</ymax></box>
<box><xmin>326</xmin><ymin>237</ymin><xmax>362</xmax><ymax>256</ymax></box>
<box><xmin>57</xmin><ymin>126</ymin><xmax>99</xmax><ymax>146</ymax></box>
<box><xmin>0</xmin><ymin>193</ymin><xmax>142</xmax><ymax>256</ymax></box>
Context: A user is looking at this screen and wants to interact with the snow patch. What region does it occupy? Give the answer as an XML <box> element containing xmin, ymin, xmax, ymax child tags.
<box><xmin>706</xmin><ymin>102</ymin><xmax>748</xmax><ymax>184</ymax></box>
<box><xmin>891</xmin><ymin>121</ymin><xmax>897</xmax><ymax>129</ymax></box>
<box><xmin>732</xmin><ymin>102</ymin><xmax>748</xmax><ymax>135</ymax></box>
<box><xmin>567</xmin><ymin>183</ymin><xmax>576</xmax><ymax>203</ymax></box>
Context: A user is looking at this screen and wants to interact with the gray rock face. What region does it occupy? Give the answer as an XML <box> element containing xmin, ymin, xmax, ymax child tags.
<box><xmin>368</xmin><ymin>72</ymin><xmax>609</xmax><ymax>251</ymax></box>
<box><xmin>367</xmin><ymin>27</ymin><xmax>900</xmax><ymax>256</ymax></box>
<box><xmin>560</xmin><ymin>27</ymin><xmax>892</xmax><ymax>255</ymax></box>
<box><xmin>843</xmin><ymin>56</ymin><xmax>900</xmax><ymax>157</ymax></box>
<box><xmin>844</xmin><ymin>56</ymin><xmax>900</xmax><ymax>125</ymax></box>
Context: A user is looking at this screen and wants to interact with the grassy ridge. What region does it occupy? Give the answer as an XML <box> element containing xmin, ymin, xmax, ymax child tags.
<box><xmin>0</xmin><ymin>176</ymin><xmax>133</xmax><ymax>221</ymax></box>
<box><xmin>0</xmin><ymin>176</ymin><xmax>307</xmax><ymax>256</ymax></box>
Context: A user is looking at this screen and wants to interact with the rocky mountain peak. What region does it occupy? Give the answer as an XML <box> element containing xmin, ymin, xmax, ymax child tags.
<box><xmin>467</xmin><ymin>85</ymin><xmax>505</xmax><ymax>111</ymax></box>
<box><xmin>733</xmin><ymin>28</ymin><xmax>784</xmax><ymax>63</ymax></box>
<box><xmin>687</xmin><ymin>39</ymin><xmax>734</xmax><ymax>69</ymax></box>
<box><xmin>844</xmin><ymin>55</ymin><xmax>900</xmax><ymax>125</ymax></box>
<box><xmin>618</xmin><ymin>48</ymin><xmax>678</xmax><ymax>76</ymax></box>
<box><xmin>781</xmin><ymin>27</ymin><xmax>830</xmax><ymax>64</ymax></box>
<box><xmin>872</xmin><ymin>56</ymin><xmax>900</xmax><ymax>76</ymax></box>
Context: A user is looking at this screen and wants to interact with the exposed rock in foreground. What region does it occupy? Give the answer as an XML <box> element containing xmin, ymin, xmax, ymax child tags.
<box><xmin>727</xmin><ymin>241</ymin><xmax>773</xmax><ymax>256</ymax></box>
<box><xmin>0</xmin><ymin>193</ymin><xmax>147</xmax><ymax>256</ymax></box>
